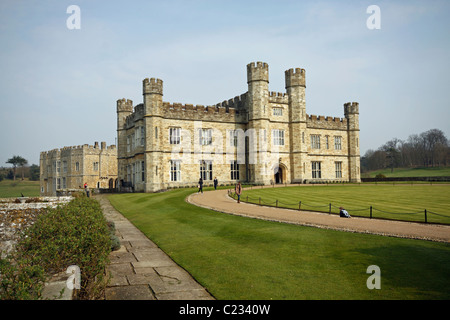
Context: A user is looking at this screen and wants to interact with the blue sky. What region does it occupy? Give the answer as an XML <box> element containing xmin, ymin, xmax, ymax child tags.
<box><xmin>1</xmin><ymin>0</ymin><xmax>449</xmax><ymax>166</ymax></box>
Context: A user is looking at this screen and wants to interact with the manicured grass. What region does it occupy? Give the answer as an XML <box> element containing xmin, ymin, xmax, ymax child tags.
<box><xmin>364</xmin><ymin>166</ymin><xmax>450</xmax><ymax>178</ymax></box>
<box><xmin>0</xmin><ymin>180</ymin><xmax>40</xmax><ymax>198</ymax></box>
<box><xmin>239</xmin><ymin>184</ymin><xmax>450</xmax><ymax>224</ymax></box>
<box><xmin>108</xmin><ymin>188</ymin><xmax>450</xmax><ymax>300</ymax></box>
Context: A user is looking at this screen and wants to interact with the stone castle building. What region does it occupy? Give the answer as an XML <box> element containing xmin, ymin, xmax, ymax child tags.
<box><xmin>40</xmin><ymin>142</ymin><xmax>117</xmax><ymax>196</ymax></box>
<box><xmin>116</xmin><ymin>61</ymin><xmax>360</xmax><ymax>192</ymax></box>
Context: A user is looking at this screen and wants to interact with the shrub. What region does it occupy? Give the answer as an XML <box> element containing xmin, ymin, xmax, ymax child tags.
<box><xmin>375</xmin><ymin>173</ymin><xmax>387</xmax><ymax>179</ymax></box>
<box><xmin>0</xmin><ymin>197</ymin><xmax>112</xmax><ymax>300</ymax></box>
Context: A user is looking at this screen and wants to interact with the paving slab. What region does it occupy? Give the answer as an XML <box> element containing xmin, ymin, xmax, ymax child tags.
<box><xmin>96</xmin><ymin>194</ymin><xmax>214</xmax><ymax>300</ymax></box>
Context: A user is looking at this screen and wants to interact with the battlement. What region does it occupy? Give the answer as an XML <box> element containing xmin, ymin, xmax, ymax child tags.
<box><xmin>247</xmin><ymin>61</ymin><xmax>269</xmax><ymax>83</ymax></box>
<box><xmin>269</xmin><ymin>91</ymin><xmax>289</xmax><ymax>104</ymax></box>
<box><xmin>344</xmin><ymin>102</ymin><xmax>359</xmax><ymax>116</ymax></box>
<box><xmin>40</xmin><ymin>142</ymin><xmax>117</xmax><ymax>158</ymax></box>
<box><xmin>143</xmin><ymin>77</ymin><xmax>163</xmax><ymax>95</ymax></box>
<box><xmin>285</xmin><ymin>68</ymin><xmax>306</xmax><ymax>88</ymax></box>
<box><xmin>117</xmin><ymin>98</ymin><xmax>133</xmax><ymax>113</ymax></box>
<box><xmin>307</xmin><ymin>114</ymin><xmax>347</xmax><ymax>130</ymax></box>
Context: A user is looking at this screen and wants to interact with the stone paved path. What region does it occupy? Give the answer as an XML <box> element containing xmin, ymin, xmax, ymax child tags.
<box><xmin>96</xmin><ymin>195</ymin><xmax>214</xmax><ymax>300</ymax></box>
<box><xmin>187</xmin><ymin>186</ymin><xmax>450</xmax><ymax>243</ymax></box>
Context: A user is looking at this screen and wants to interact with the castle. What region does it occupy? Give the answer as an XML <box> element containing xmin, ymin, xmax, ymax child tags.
<box><xmin>116</xmin><ymin>61</ymin><xmax>360</xmax><ymax>192</ymax></box>
<box><xmin>40</xmin><ymin>142</ymin><xmax>117</xmax><ymax>196</ymax></box>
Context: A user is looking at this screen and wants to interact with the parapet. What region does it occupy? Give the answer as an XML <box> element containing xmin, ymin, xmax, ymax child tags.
<box><xmin>143</xmin><ymin>77</ymin><xmax>163</xmax><ymax>95</ymax></box>
<box><xmin>117</xmin><ymin>98</ymin><xmax>133</xmax><ymax>113</ymax></box>
<box><xmin>344</xmin><ymin>102</ymin><xmax>359</xmax><ymax>116</ymax></box>
<box><xmin>307</xmin><ymin>114</ymin><xmax>347</xmax><ymax>130</ymax></box>
<box><xmin>247</xmin><ymin>61</ymin><xmax>269</xmax><ymax>83</ymax></box>
<box><xmin>285</xmin><ymin>68</ymin><xmax>306</xmax><ymax>88</ymax></box>
<box><xmin>269</xmin><ymin>91</ymin><xmax>288</xmax><ymax>104</ymax></box>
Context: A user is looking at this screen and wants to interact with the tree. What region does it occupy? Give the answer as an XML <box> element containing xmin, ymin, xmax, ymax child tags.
<box><xmin>29</xmin><ymin>164</ymin><xmax>40</xmax><ymax>181</ymax></box>
<box><xmin>6</xmin><ymin>156</ymin><xmax>28</xmax><ymax>181</ymax></box>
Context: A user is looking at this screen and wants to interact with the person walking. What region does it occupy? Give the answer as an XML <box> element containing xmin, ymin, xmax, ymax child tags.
<box><xmin>213</xmin><ymin>177</ymin><xmax>218</xmax><ymax>190</ymax></box>
<box><xmin>198</xmin><ymin>177</ymin><xmax>203</xmax><ymax>194</ymax></box>
<box><xmin>235</xmin><ymin>181</ymin><xmax>242</xmax><ymax>203</ymax></box>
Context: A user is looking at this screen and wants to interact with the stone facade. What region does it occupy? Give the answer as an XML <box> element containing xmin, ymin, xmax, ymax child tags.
<box><xmin>117</xmin><ymin>62</ymin><xmax>360</xmax><ymax>192</ymax></box>
<box><xmin>40</xmin><ymin>142</ymin><xmax>118</xmax><ymax>196</ymax></box>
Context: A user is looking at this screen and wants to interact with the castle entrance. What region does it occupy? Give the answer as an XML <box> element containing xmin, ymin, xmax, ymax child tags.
<box><xmin>274</xmin><ymin>166</ymin><xmax>283</xmax><ymax>184</ymax></box>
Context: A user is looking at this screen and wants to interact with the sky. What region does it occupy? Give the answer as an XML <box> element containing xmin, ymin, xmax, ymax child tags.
<box><xmin>0</xmin><ymin>0</ymin><xmax>449</xmax><ymax>166</ymax></box>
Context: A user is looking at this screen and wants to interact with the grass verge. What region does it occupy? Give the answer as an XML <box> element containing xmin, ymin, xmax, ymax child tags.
<box><xmin>237</xmin><ymin>184</ymin><xmax>450</xmax><ymax>224</ymax></box>
<box><xmin>108</xmin><ymin>188</ymin><xmax>450</xmax><ymax>300</ymax></box>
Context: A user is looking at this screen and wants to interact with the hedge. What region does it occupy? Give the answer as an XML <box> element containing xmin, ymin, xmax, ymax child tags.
<box><xmin>0</xmin><ymin>197</ymin><xmax>113</xmax><ymax>300</ymax></box>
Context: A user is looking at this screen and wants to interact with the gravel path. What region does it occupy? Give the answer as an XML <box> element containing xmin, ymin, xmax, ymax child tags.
<box><xmin>187</xmin><ymin>188</ymin><xmax>450</xmax><ymax>243</ymax></box>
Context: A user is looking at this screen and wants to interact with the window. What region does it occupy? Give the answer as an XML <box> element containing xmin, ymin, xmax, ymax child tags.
<box><xmin>93</xmin><ymin>162</ymin><xmax>99</xmax><ymax>171</ymax></box>
<box><xmin>312</xmin><ymin>162</ymin><xmax>321</xmax><ymax>179</ymax></box>
<box><xmin>230</xmin><ymin>160</ymin><xmax>239</xmax><ymax>180</ymax></box>
<box><xmin>273</xmin><ymin>108</ymin><xmax>283</xmax><ymax>116</ymax></box>
<box><xmin>325</xmin><ymin>136</ymin><xmax>329</xmax><ymax>149</ymax></box>
<box><xmin>57</xmin><ymin>178</ymin><xmax>61</xmax><ymax>190</ymax></box>
<box><xmin>141</xmin><ymin>161</ymin><xmax>145</xmax><ymax>181</ymax></box>
<box><xmin>127</xmin><ymin>136</ymin><xmax>131</xmax><ymax>152</ymax></box>
<box><xmin>141</xmin><ymin>126</ymin><xmax>145</xmax><ymax>146</ymax></box>
<box><xmin>335</xmin><ymin>162</ymin><xmax>342</xmax><ymax>178</ymax></box>
<box><xmin>75</xmin><ymin>162</ymin><xmax>79</xmax><ymax>172</ymax></box>
<box><xmin>62</xmin><ymin>177</ymin><xmax>66</xmax><ymax>189</ymax></box>
<box><xmin>170</xmin><ymin>160</ymin><xmax>181</xmax><ymax>182</ymax></box>
<box><xmin>229</xmin><ymin>130</ymin><xmax>238</xmax><ymax>147</ymax></box>
<box><xmin>334</xmin><ymin>136</ymin><xmax>342</xmax><ymax>150</ymax></box>
<box><xmin>131</xmin><ymin>133</ymin><xmax>135</xmax><ymax>150</ymax></box>
<box><xmin>56</xmin><ymin>161</ymin><xmax>61</xmax><ymax>173</ymax></box>
<box><xmin>135</xmin><ymin>127</ymin><xmax>141</xmax><ymax>147</ymax></box>
<box><xmin>199</xmin><ymin>129</ymin><xmax>212</xmax><ymax>146</ymax></box>
<box><xmin>135</xmin><ymin>161</ymin><xmax>141</xmax><ymax>182</ymax></box>
<box><xmin>200</xmin><ymin>160</ymin><xmax>213</xmax><ymax>180</ymax></box>
<box><xmin>311</xmin><ymin>135</ymin><xmax>320</xmax><ymax>149</ymax></box>
<box><xmin>170</xmin><ymin>127</ymin><xmax>181</xmax><ymax>145</ymax></box>
<box><xmin>272</xmin><ymin>130</ymin><xmax>284</xmax><ymax>146</ymax></box>
<box><xmin>155</xmin><ymin>127</ymin><xmax>158</xmax><ymax>139</ymax></box>
<box><xmin>127</xmin><ymin>165</ymin><xmax>131</xmax><ymax>182</ymax></box>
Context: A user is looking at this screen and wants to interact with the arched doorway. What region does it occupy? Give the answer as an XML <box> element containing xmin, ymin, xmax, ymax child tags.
<box><xmin>274</xmin><ymin>166</ymin><xmax>283</xmax><ymax>184</ymax></box>
<box><xmin>273</xmin><ymin>163</ymin><xmax>288</xmax><ymax>184</ymax></box>
<box><xmin>109</xmin><ymin>178</ymin><xmax>114</xmax><ymax>189</ymax></box>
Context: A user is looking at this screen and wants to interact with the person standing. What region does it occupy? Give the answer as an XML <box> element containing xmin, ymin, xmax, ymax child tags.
<box><xmin>213</xmin><ymin>177</ymin><xmax>218</xmax><ymax>190</ymax></box>
<box><xmin>198</xmin><ymin>177</ymin><xmax>203</xmax><ymax>194</ymax></box>
<box><xmin>235</xmin><ymin>181</ymin><xmax>242</xmax><ymax>203</ymax></box>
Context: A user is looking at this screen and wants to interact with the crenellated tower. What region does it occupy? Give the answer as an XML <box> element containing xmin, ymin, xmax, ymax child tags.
<box><xmin>285</xmin><ymin>68</ymin><xmax>307</xmax><ymax>183</ymax></box>
<box><xmin>116</xmin><ymin>98</ymin><xmax>133</xmax><ymax>190</ymax></box>
<box><xmin>143</xmin><ymin>78</ymin><xmax>163</xmax><ymax>116</ymax></box>
<box><xmin>344</xmin><ymin>102</ymin><xmax>360</xmax><ymax>182</ymax></box>
<box><xmin>143</xmin><ymin>77</ymin><xmax>164</xmax><ymax>192</ymax></box>
<box><xmin>247</xmin><ymin>61</ymin><xmax>270</xmax><ymax>184</ymax></box>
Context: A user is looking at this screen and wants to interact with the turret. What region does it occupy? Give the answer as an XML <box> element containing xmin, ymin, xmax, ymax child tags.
<box><xmin>247</xmin><ymin>62</ymin><xmax>269</xmax><ymax>120</ymax></box>
<box><xmin>344</xmin><ymin>102</ymin><xmax>361</xmax><ymax>182</ymax></box>
<box><xmin>285</xmin><ymin>67</ymin><xmax>307</xmax><ymax>183</ymax></box>
<box><xmin>116</xmin><ymin>98</ymin><xmax>133</xmax><ymax>129</ymax></box>
<box><xmin>143</xmin><ymin>78</ymin><xmax>163</xmax><ymax>115</ymax></box>
<box><xmin>285</xmin><ymin>68</ymin><xmax>306</xmax><ymax>123</ymax></box>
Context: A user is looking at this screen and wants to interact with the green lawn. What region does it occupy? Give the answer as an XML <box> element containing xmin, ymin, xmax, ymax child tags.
<box><xmin>238</xmin><ymin>184</ymin><xmax>450</xmax><ymax>224</ymax></box>
<box><xmin>0</xmin><ymin>180</ymin><xmax>40</xmax><ymax>198</ymax></box>
<box><xmin>107</xmin><ymin>188</ymin><xmax>450</xmax><ymax>300</ymax></box>
<box><xmin>363</xmin><ymin>166</ymin><xmax>450</xmax><ymax>178</ymax></box>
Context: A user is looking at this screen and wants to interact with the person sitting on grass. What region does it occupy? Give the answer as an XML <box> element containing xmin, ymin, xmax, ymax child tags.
<box><xmin>339</xmin><ymin>207</ymin><xmax>351</xmax><ymax>218</ymax></box>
